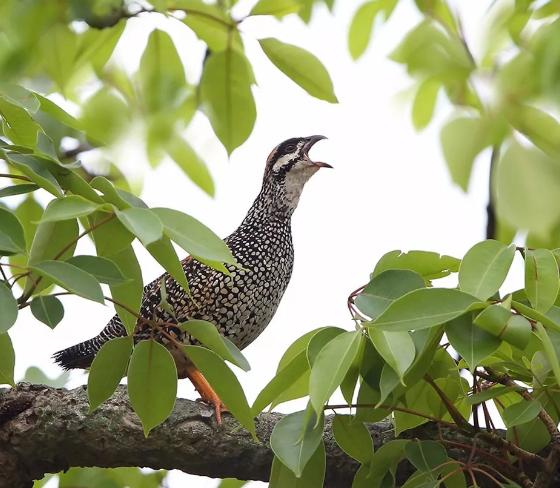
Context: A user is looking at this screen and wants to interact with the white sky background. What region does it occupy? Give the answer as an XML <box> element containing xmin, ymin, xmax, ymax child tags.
<box><xmin>9</xmin><ymin>0</ymin><xmax>527</xmax><ymax>486</ymax></box>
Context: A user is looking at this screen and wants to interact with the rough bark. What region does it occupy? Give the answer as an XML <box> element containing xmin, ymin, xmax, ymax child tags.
<box><xmin>0</xmin><ymin>384</ymin><xmax>553</xmax><ymax>488</ymax></box>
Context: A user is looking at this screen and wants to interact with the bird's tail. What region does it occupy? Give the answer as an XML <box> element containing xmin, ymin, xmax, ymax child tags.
<box><xmin>53</xmin><ymin>318</ymin><xmax>127</xmax><ymax>370</ymax></box>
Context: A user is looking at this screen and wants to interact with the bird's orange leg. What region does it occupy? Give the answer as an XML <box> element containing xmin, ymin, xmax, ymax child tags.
<box><xmin>185</xmin><ymin>364</ymin><xmax>227</xmax><ymax>424</ymax></box>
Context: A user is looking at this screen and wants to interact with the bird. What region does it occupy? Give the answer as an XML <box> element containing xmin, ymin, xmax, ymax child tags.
<box><xmin>53</xmin><ymin>135</ymin><xmax>331</xmax><ymax>422</ymax></box>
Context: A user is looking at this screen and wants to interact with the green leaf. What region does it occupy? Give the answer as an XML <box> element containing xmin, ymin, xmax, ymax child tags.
<box><xmin>0</xmin><ymin>83</ymin><xmax>40</xmax><ymax>113</ymax></box>
<box><xmin>217</xmin><ymin>480</ymin><xmax>248</xmax><ymax>488</ymax></box>
<box><xmin>458</xmin><ymin>240</ymin><xmax>515</xmax><ymax>300</ymax></box>
<box><xmin>180</xmin><ymin>319</ymin><xmax>250</xmax><ymax>371</ymax></box>
<box><xmin>309</xmin><ymin>331</ymin><xmax>362</xmax><ymax>416</ymax></box>
<box><xmin>412</xmin><ymin>78</ymin><xmax>440</xmax><ymax>131</ymax></box>
<box><xmin>467</xmin><ymin>385</ymin><xmax>520</xmax><ymax>405</ymax></box>
<box><xmin>0</xmin><ymin>96</ymin><xmax>40</xmax><ymax>146</ymax></box>
<box><xmin>270</xmin><ymin>406</ymin><xmax>324</xmax><ymax>477</ymax></box>
<box><xmin>145</xmin><ymin>237</ymin><xmax>190</xmax><ymax>293</ymax></box>
<box><xmin>502</xmin><ymin>399</ymin><xmax>542</xmax><ymax>427</ymax></box>
<box><xmin>535</xmin><ymin>322</ymin><xmax>560</xmax><ymax>387</ymax></box>
<box><xmin>356</xmin><ymin>269</ymin><xmax>425</xmax><ymax>319</ymax></box>
<box><xmin>89</xmin><ymin>210</ymin><xmax>134</xmax><ymax>255</ymax></box>
<box><xmin>182</xmin><ymin>1</ymin><xmax>237</xmax><ymax>52</ymax></box>
<box><xmin>0</xmin><ymin>207</ymin><xmax>26</xmax><ymax>255</ymax></box>
<box><xmin>496</xmin><ymin>142</ymin><xmax>560</xmax><ymax>234</ymax></box>
<box><xmin>138</xmin><ymin>29</ymin><xmax>186</xmax><ymax>114</ymax></box>
<box><xmin>373</xmin><ymin>250</ymin><xmax>460</xmax><ymax>281</ymax></box>
<box><xmin>405</xmin><ymin>440</ymin><xmax>447</xmax><ymax>472</ymax></box>
<box><xmin>525</xmin><ymin>248</ymin><xmax>559</xmax><ymax>313</ymax></box>
<box><xmin>372</xmin><ymin>288</ymin><xmax>480</xmax><ymax>331</ymax></box>
<box><xmin>30</xmin><ymin>260</ymin><xmax>104</xmax><ymax>304</ymax></box>
<box><xmin>259</xmin><ymin>38</ymin><xmax>337</xmax><ymax>103</ymax></box>
<box><xmin>348</xmin><ymin>1</ymin><xmax>382</xmax><ymax>60</ymax></box>
<box><xmin>30</xmin><ymin>295</ymin><xmax>64</xmax><ymax>328</ymax></box>
<box><xmin>332</xmin><ymin>415</ymin><xmax>374</xmax><ymax>464</ymax></box>
<box><xmin>66</xmin><ymin>255</ymin><xmax>128</xmax><ymax>285</ymax></box>
<box><xmin>25</xmin><ymin>219</ymin><xmax>78</xmax><ymax>295</ymax></box>
<box><xmin>0</xmin><ymin>333</ymin><xmax>15</xmax><ymax>386</ymax></box>
<box><xmin>88</xmin><ymin>336</ymin><xmax>133</xmax><ymax>411</ymax></box>
<box><xmin>128</xmin><ymin>340</ymin><xmax>177</xmax><ymax>436</ymax></box>
<box><xmin>250</xmin><ymin>0</ymin><xmax>300</xmax><ymax>16</ymax></box>
<box><xmin>252</xmin><ymin>350</ymin><xmax>309</xmax><ymax>415</ymax></box>
<box><xmin>34</xmin><ymin>93</ymin><xmax>82</xmax><ymax>131</ymax></box>
<box><xmin>0</xmin><ymin>184</ymin><xmax>39</xmax><ymax>198</ymax></box>
<box><xmin>14</xmin><ymin>196</ymin><xmax>42</xmax><ymax>252</ymax></box>
<box><xmin>440</xmin><ymin>117</ymin><xmax>488</xmax><ymax>191</ymax></box>
<box><xmin>183</xmin><ymin>345</ymin><xmax>255</xmax><ymax>435</ymax></box>
<box><xmin>199</xmin><ymin>49</ymin><xmax>256</xmax><ymax>155</ymax></box>
<box><xmin>6</xmin><ymin>154</ymin><xmax>63</xmax><ymax>197</ymax></box>
<box><xmin>166</xmin><ymin>136</ymin><xmax>214</xmax><ymax>196</ymax></box>
<box><xmin>269</xmin><ymin>441</ymin><xmax>325</xmax><ymax>487</ymax></box>
<box><xmin>81</xmin><ymin>88</ymin><xmax>129</xmax><ymax>145</ymax></box>
<box><xmin>0</xmin><ymin>282</ymin><xmax>17</xmax><ymax>333</ymax></box>
<box><xmin>307</xmin><ymin>327</ymin><xmax>346</xmax><ymax>366</ymax></box>
<box><xmin>446</xmin><ymin>313</ymin><xmax>501</xmax><ymax>371</ymax></box>
<box><xmin>507</xmin><ymin>104</ymin><xmax>560</xmax><ymax>156</ymax></box>
<box><xmin>369</xmin><ymin>329</ymin><xmax>415</xmax><ymax>382</ymax></box>
<box><xmin>152</xmin><ymin>207</ymin><xmax>235</xmax><ymax>264</ymax></box>
<box><xmin>102</xmin><ymin>245</ymin><xmax>142</xmax><ymax>335</ymax></box>
<box><xmin>116</xmin><ymin>208</ymin><xmax>163</xmax><ymax>247</ymax></box>
<box><xmin>41</xmin><ymin>196</ymin><xmax>101</xmax><ymax>223</ymax></box>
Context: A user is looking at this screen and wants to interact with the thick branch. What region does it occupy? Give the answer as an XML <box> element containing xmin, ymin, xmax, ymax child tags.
<box><xmin>0</xmin><ymin>384</ymin><xmax>554</xmax><ymax>487</ymax></box>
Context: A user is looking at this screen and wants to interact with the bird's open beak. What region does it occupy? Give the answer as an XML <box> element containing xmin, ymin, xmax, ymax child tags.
<box><xmin>304</xmin><ymin>135</ymin><xmax>332</xmax><ymax>169</ymax></box>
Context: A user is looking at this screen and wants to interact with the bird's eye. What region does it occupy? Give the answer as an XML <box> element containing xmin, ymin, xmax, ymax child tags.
<box><xmin>284</xmin><ymin>144</ymin><xmax>296</xmax><ymax>153</ymax></box>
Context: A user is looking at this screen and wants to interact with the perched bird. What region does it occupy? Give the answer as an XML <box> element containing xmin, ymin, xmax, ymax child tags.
<box><xmin>54</xmin><ymin>135</ymin><xmax>330</xmax><ymax>421</ymax></box>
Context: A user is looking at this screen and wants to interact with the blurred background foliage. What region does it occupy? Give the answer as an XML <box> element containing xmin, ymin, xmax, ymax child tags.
<box><xmin>0</xmin><ymin>0</ymin><xmax>560</xmax><ymax>486</ymax></box>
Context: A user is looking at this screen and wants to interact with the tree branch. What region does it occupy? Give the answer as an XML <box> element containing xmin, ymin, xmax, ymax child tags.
<box><xmin>0</xmin><ymin>384</ymin><xmax>554</xmax><ymax>487</ymax></box>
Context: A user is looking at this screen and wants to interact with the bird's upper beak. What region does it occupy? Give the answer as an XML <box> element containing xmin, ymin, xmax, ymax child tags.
<box><xmin>304</xmin><ymin>135</ymin><xmax>332</xmax><ymax>169</ymax></box>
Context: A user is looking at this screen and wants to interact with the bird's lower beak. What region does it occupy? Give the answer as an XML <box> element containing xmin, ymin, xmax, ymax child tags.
<box><xmin>304</xmin><ymin>135</ymin><xmax>332</xmax><ymax>169</ymax></box>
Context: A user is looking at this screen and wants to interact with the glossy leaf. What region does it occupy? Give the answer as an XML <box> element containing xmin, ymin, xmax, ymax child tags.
<box><xmin>356</xmin><ymin>269</ymin><xmax>424</xmax><ymax>319</ymax></box>
<box><xmin>0</xmin><ymin>333</ymin><xmax>15</xmax><ymax>386</ymax></box>
<box><xmin>259</xmin><ymin>38</ymin><xmax>338</xmax><ymax>103</ymax></box>
<box><xmin>309</xmin><ymin>331</ymin><xmax>362</xmax><ymax>416</ymax></box>
<box><xmin>0</xmin><ymin>96</ymin><xmax>39</xmax><ymax>146</ymax></box>
<box><xmin>269</xmin><ymin>441</ymin><xmax>325</xmax><ymax>487</ymax></box>
<box><xmin>128</xmin><ymin>340</ymin><xmax>178</xmax><ymax>436</ymax></box>
<box><xmin>66</xmin><ymin>255</ymin><xmax>128</xmax><ymax>285</ymax></box>
<box><xmin>252</xmin><ymin>350</ymin><xmax>309</xmax><ymax>415</ymax></box>
<box><xmin>373</xmin><ymin>250</ymin><xmax>460</xmax><ymax>281</ymax></box>
<box><xmin>145</xmin><ymin>237</ymin><xmax>189</xmax><ymax>293</ymax></box>
<box><xmin>116</xmin><ymin>208</ymin><xmax>163</xmax><ymax>247</ymax></box>
<box><xmin>184</xmin><ymin>345</ymin><xmax>255</xmax><ymax>435</ymax></box>
<box><xmin>458</xmin><ymin>240</ymin><xmax>515</xmax><ymax>300</ymax></box>
<box><xmin>183</xmin><ymin>1</ymin><xmax>236</xmax><ymax>52</ymax></box>
<box><xmin>30</xmin><ymin>295</ymin><xmax>64</xmax><ymax>328</ymax></box>
<box><xmin>372</xmin><ymin>288</ymin><xmax>480</xmax><ymax>331</ymax></box>
<box><xmin>0</xmin><ymin>183</ymin><xmax>39</xmax><ymax>198</ymax></box>
<box><xmin>369</xmin><ymin>329</ymin><xmax>415</xmax><ymax>382</ymax></box>
<box><xmin>41</xmin><ymin>196</ymin><xmax>101</xmax><ymax>223</ymax></box>
<box><xmin>525</xmin><ymin>248</ymin><xmax>559</xmax><ymax>313</ymax></box>
<box><xmin>405</xmin><ymin>440</ymin><xmax>447</xmax><ymax>472</ymax></box>
<box><xmin>88</xmin><ymin>336</ymin><xmax>133</xmax><ymax>411</ymax></box>
<box><xmin>332</xmin><ymin>415</ymin><xmax>374</xmax><ymax>464</ymax></box>
<box><xmin>502</xmin><ymin>399</ymin><xmax>542</xmax><ymax>427</ymax></box>
<box><xmin>30</xmin><ymin>260</ymin><xmax>104</xmax><ymax>303</ymax></box>
<box><xmin>446</xmin><ymin>313</ymin><xmax>500</xmax><ymax>371</ymax></box>
<box><xmin>0</xmin><ymin>282</ymin><xmax>17</xmax><ymax>333</ymax></box>
<box><xmin>270</xmin><ymin>406</ymin><xmax>324</xmax><ymax>477</ymax></box>
<box><xmin>199</xmin><ymin>49</ymin><xmax>255</xmax><ymax>155</ymax></box>
<box><xmin>6</xmin><ymin>154</ymin><xmax>62</xmax><ymax>197</ymax></box>
<box><xmin>0</xmin><ymin>207</ymin><xmax>26</xmax><ymax>255</ymax></box>
<box><xmin>180</xmin><ymin>319</ymin><xmax>250</xmax><ymax>371</ymax></box>
<box><xmin>152</xmin><ymin>207</ymin><xmax>235</xmax><ymax>264</ymax></box>
<box><xmin>25</xmin><ymin>219</ymin><xmax>78</xmax><ymax>294</ymax></box>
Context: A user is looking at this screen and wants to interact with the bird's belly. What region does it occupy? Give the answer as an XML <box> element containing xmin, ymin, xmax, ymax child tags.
<box><xmin>187</xmin><ymin>260</ymin><xmax>292</xmax><ymax>350</ymax></box>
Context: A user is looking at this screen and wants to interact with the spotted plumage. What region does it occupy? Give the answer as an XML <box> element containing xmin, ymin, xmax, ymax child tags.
<box><xmin>53</xmin><ymin>136</ymin><xmax>330</xmax><ymax>375</ymax></box>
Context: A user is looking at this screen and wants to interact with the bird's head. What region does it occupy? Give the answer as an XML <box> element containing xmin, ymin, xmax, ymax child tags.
<box><xmin>263</xmin><ymin>135</ymin><xmax>331</xmax><ymax>211</ymax></box>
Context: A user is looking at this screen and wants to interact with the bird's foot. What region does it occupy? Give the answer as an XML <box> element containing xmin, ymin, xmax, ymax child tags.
<box><xmin>186</xmin><ymin>364</ymin><xmax>227</xmax><ymax>425</ymax></box>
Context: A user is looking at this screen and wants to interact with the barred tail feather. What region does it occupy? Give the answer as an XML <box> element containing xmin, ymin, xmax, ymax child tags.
<box><xmin>53</xmin><ymin>317</ymin><xmax>128</xmax><ymax>370</ymax></box>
